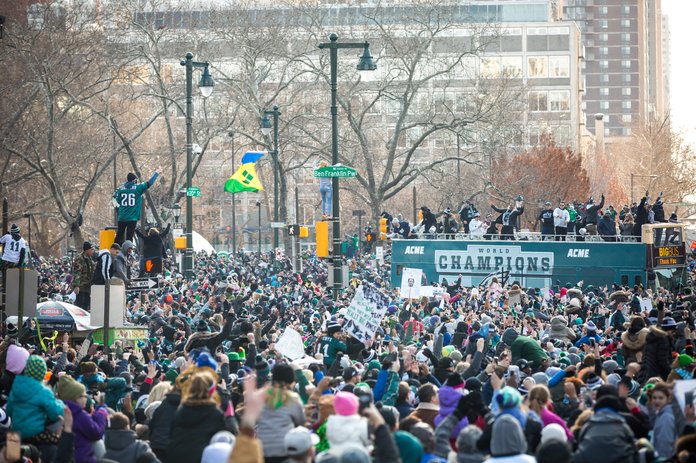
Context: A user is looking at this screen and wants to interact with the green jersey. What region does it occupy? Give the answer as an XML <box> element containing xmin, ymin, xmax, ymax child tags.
<box><xmin>318</xmin><ymin>335</ymin><xmax>347</xmax><ymax>366</ymax></box>
<box><xmin>113</xmin><ymin>173</ymin><xmax>159</xmax><ymax>222</ymax></box>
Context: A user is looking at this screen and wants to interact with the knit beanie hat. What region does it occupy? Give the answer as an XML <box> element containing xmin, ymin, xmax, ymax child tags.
<box><xmin>678</xmin><ymin>354</ymin><xmax>695</xmax><ymax>367</ymax></box>
<box><xmin>394</xmin><ymin>430</ymin><xmax>424</xmax><ymax>463</ymax></box>
<box><xmin>585</xmin><ymin>320</ymin><xmax>597</xmax><ymax>332</ymax></box>
<box><xmin>23</xmin><ymin>355</ymin><xmax>47</xmax><ymax>382</ymax></box>
<box><xmin>445</xmin><ymin>373</ymin><xmax>466</xmax><ymax>389</ymax></box>
<box><xmin>201</xmin><ymin>442</ymin><xmax>233</xmax><ymax>463</ymax></box>
<box><xmin>10</xmin><ymin>224</ymin><xmax>19</xmax><ymax>234</ymax></box>
<box><xmin>450</xmin><ymin>350</ymin><xmax>463</xmax><ymax>363</ymax></box>
<box><xmin>456</xmin><ymin>425</ymin><xmax>483</xmax><ymax>454</ymax></box>
<box><xmin>496</xmin><ymin>386</ymin><xmax>522</xmax><ymax>410</ymax></box>
<box><xmin>196</xmin><ymin>352</ymin><xmax>217</xmax><ymax>371</ymax></box>
<box><xmin>491</xmin><ymin>414</ymin><xmax>527</xmax><ymax>456</ymax></box>
<box><xmin>58</xmin><ymin>375</ymin><xmax>86</xmax><ymax>401</ymax></box>
<box><xmin>465</xmin><ymin>377</ymin><xmax>482</xmax><ymax>392</ymax></box>
<box><xmin>6</xmin><ymin>344</ymin><xmax>30</xmax><ymax>375</ymax></box>
<box><xmin>540</xmin><ymin>423</ymin><xmax>567</xmax><ymax>444</ymax></box>
<box><xmin>165</xmin><ymin>369</ymin><xmax>179</xmax><ymax>383</ymax></box>
<box><xmin>502</xmin><ymin>328</ymin><xmax>519</xmax><ymax>346</ymax></box>
<box><xmin>334</xmin><ymin>391</ymin><xmax>359</xmax><ymax>416</ymax></box>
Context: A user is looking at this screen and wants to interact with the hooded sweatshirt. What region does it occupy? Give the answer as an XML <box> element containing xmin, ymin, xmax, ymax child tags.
<box><xmin>547</xmin><ymin>317</ymin><xmax>576</xmax><ymax>344</ymax></box>
<box><xmin>326</xmin><ymin>414</ymin><xmax>370</xmax><ymax>450</ymax></box>
<box><xmin>113</xmin><ymin>240</ymin><xmax>134</xmax><ymax>283</ymax></box>
<box><xmin>485</xmin><ymin>415</ymin><xmax>536</xmax><ymax>463</ymax></box>
<box><xmin>104</xmin><ymin>428</ymin><xmax>159</xmax><ymax>463</ymax></box>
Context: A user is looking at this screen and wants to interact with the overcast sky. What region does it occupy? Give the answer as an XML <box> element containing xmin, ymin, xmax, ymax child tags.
<box><xmin>662</xmin><ymin>0</ymin><xmax>694</xmax><ymax>145</ymax></box>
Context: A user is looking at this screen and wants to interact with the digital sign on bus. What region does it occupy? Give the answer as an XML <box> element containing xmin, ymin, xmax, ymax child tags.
<box><xmin>649</xmin><ymin>245</ymin><xmax>686</xmax><ymax>268</ymax></box>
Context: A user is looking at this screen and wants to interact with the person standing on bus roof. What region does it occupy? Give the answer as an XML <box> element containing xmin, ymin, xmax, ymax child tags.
<box><xmin>584</xmin><ymin>195</ymin><xmax>605</xmax><ymax>235</ymax></box>
<box><xmin>492</xmin><ymin>202</ymin><xmax>524</xmax><ymax>241</ymax></box>
<box><xmin>113</xmin><ymin>167</ymin><xmax>161</xmax><ymax>244</ymax></box>
<box><xmin>538</xmin><ymin>202</ymin><xmax>554</xmax><ymax>241</ymax></box>
<box><xmin>554</xmin><ymin>202</ymin><xmax>570</xmax><ymax>242</ymax></box>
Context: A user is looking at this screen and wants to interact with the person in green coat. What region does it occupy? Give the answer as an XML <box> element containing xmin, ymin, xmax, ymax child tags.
<box><xmin>568</xmin><ymin>204</ymin><xmax>578</xmax><ymax>235</ymax></box>
<box><xmin>502</xmin><ymin>328</ymin><xmax>549</xmax><ymax>370</ymax></box>
<box><xmin>318</xmin><ymin>321</ymin><xmax>347</xmax><ymax>368</ymax></box>
<box><xmin>113</xmin><ymin>168</ymin><xmax>161</xmax><ymax>244</ymax></box>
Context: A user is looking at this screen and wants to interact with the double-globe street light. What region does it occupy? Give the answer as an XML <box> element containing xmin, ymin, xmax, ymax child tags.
<box><xmin>180</xmin><ymin>52</ymin><xmax>214</xmax><ymax>279</ymax></box>
<box><xmin>318</xmin><ymin>34</ymin><xmax>376</xmax><ymax>300</ymax></box>
<box><xmin>260</xmin><ymin>106</ymin><xmax>281</xmax><ymax>253</ymax></box>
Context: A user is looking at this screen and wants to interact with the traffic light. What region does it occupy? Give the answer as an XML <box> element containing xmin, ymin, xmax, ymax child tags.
<box><xmin>299</xmin><ymin>226</ymin><xmax>309</xmax><ymax>238</ymax></box>
<box><xmin>315</xmin><ymin>221</ymin><xmax>329</xmax><ymax>257</ymax></box>
<box><xmin>379</xmin><ymin>217</ymin><xmax>388</xmax><ymax>240</ymax></box>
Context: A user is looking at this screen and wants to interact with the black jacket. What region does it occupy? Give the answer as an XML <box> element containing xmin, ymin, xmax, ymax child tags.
<box><xmin>633</xmin><ymin>196</ymin><xmax>649</xmax><ymax>236</ymax></box>
<box><xmin>135</xmin><ymin>224</ymin><xmax>170</xmax><ymax>259</ymax></box>
<box><xmin>104</xmin><ymin>429</ymin><xmax>160</xmax><ymax>463</ymax></box>
<box><xmin>148</xmin><ymin>393</ymin><xmax>180</xmax><ymax>452</ymax></box>
<box><xmin>638</xmin><ymin>326</ymin><xmax>672</xmax><ymax>382</ymax></box>
<box><xmin>492</xmin><ymin>205</ymin><xmax>524</xmax><ymax>229</ymax></box>
<box><xmin>574</xmin><ymin>411</ymin><xmax>637</xmax><ymax>463</ymax></box>
<box><xmin>167</xmin><ymin>401</ymin><xmax>235</xmax><ymax>463</ymax></box>
<box><xmin>585</xmin><ymin>196</ymin><xmax>605</xmax><ymax>225</ymax></box>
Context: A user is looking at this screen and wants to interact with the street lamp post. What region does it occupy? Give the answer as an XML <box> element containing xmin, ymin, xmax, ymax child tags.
<box><xmin>630</xmin><ymin>173</ymin><xmax>658</xmax><ymax>203</ymax></box>
<box><xmin>256</xmin><ymin>201</ymin><xmax>262</xmax><ymax>256</ymax></box>
<box><xmin>318</xmin><ymin>33</ymin><xmax>376</xmax><ymax>300</ymax></box>
<box><xmin>23</xmin><ymin>213</ymin><xmax>31</xmax><ymax>250</ymax></box>
<box><xmin>180</xmin><ymin>52</ymin><xmax>214</xmax><ymax>279</ymax></box>
<box><xmin>260</xmin><ymin>106</ymin><xmax>281</xmax><ymax>252</ymax></box>
<box><xmin>228</xmin><ymin>131</ymin><xmax>237</xmax><ymax>254</ymax></box>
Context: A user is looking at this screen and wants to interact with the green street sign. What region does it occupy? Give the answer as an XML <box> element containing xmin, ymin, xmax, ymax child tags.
<box><xmin>314</xmin><ymin>165</ymin><xmax>357</xmax><ymax>178</ymax></box>
<box><xmin>186</xmin><ymin>187</ymin><xmax>201</xmax><ymax>197</ymax></box>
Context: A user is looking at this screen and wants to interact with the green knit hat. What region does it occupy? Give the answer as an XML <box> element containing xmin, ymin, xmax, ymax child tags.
<box><xmin>678</xmin><ymin>354</ymin><xmax>695</xmax><ymax>367</ymax></box>
<box><xmin>57</xmin><ymin>375</ymin><xmax>86</xmax><ymax>401</ymax></box>
<box><xmin>165</xmin><ymin>369</ymin><xmax>179</xmax><ymax>383</ymax></box>
<box><xmin>23</xmin><ymin>355</ymin><xmax>47</xmax><ymax>382</ymax></box>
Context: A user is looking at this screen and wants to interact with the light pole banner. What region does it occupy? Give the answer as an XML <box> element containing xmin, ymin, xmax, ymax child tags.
<box><xmin>343</xmin><ymin>284</ymin><xmax>390</xmax><ymax>344</ymax></box>
<box><xmin>400</xmin><ymin>267</ymin><xmax>423</xmax><ymax>299</ymax></box>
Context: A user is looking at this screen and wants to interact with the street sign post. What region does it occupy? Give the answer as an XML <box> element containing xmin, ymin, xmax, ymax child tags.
<box><xmin>313</xmin><ymin>165</ymin><xmax>357</xmax><ymax>178</ymax></box>
<box><xmin>128</xmin><ymin>278</ymin><xmax>158</xmax><ymax>290</ymax></box>
<box><xmin>186</xmin><ymin>187</ymin><xmax>201</xmax><ymax>197</ymax></box>
<box><xmin>270</xmin><ymin>222</ymin><xmax>286</xmax><ymax>229</ymax></box>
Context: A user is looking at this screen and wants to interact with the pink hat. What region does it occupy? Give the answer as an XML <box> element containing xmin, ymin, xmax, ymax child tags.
<box><xmin>560</xmin><ymin>288</ymin><xmax>568</xmax><ymax>297</ymax></box>
<box><xmin>333</xmin><ymin>391</ymin><xmax>359</xmax><ymax>416</ymax></box>
<box><xmin>6</xmin><ymin>344</ymin><xmax>30</xmax><ymax>375</ymax></box>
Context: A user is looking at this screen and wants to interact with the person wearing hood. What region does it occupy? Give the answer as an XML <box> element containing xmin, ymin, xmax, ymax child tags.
<box><xmin>621</xmin><ymin>317</ymin><xmax>648</xmax><ymax>365</ymax></box>
<box><xmin>435</xmin><ymin>373</ymin><xmax>469</xmax><ymax>440</ymax></box>
<box><xmin>113</xmin><ymin>168</ymin><xmax>161</xmax><ymax>245</ymax></box>
<box><xmin>547</xmin><ymin>316</ymin><xmax>576</xmax><ymax>345</ymax></box>
<box><xmin>538</xmin><ymin>202</ymin><xmax>554</xmax><ymax>241</ymax></box>
<box><xmin>637</xmin><ymin>301</ymin><xmax>673</xmax><ymax>382</ymax></box>
<box><xmin>0</xmin><ymin>223</ymin><xmax>27</xmax><ymax>269</ymax></box>
<box><xmin>484</xmin><ymin>414</ymin><xmax>536</xmax><ymax>463</ymax></box>
<box><xmin>434</xmin><ymin>395</ymin><xmax>486</xmax><ymax>463</ymax></box>
<box><xmin>92</xmin><ymin>243</ymin><xmax>120</xmax><ymax>286</ymax></box>
<box><xmin>113</xmin><ymin>240</ymin><xmax>135</xmax><ymax>284</ymax></box>
<box><xmin>574</xmin><ymin>321</ymin><xmax>602</xmax><ymax>348</ymax></box>
<box><xmin>573</xmin><ymin>394</ymin><xmax>637</xmax><ymax>463</ymax></box>
<box><xmin>326</xmin><ymin>391</ymin><xmax>370</xmax><ymax>451</ymax></box>
<box><xmin>584</xmin><ymin>195</ymin><xmax>605</xmax><ymax>235</ymax></box>
<box><xmin>103</xmin><ymin>412</ymin><xmax>159</xmax><ymax>463</ymax></box>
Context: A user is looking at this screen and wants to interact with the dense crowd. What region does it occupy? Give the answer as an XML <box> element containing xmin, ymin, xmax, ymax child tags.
<box><xmin>0</xmin><ymin>234</ymin><xmax>693</xmax><ymax>463</ymax></box>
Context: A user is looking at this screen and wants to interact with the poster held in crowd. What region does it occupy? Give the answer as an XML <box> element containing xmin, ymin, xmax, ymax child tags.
<box><xmin>343</xmin><ymin>284</ymin><xmax>390</xmax><ymax>344</ymax></box>
<box><xmin>400</xmin><ymin>267</ymin><xmax>422</xmax><ymax>299</ymax></box>
<box><xmin>275</xmin><ymin>327</ymin><xmax>306</xmax><ymax>361</ymax></box>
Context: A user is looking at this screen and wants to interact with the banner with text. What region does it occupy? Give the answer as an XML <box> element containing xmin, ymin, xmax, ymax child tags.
<box><xmin>344</xmin><ymin>284</ymin><xmax>390</xmax><ymax>344</ymax></box>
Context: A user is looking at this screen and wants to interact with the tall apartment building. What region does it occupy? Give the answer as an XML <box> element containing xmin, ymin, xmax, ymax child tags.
<box><xmin>563</xmin><ymin>0</ymin><xmax>669</xmax><ymax>137</ymax></box>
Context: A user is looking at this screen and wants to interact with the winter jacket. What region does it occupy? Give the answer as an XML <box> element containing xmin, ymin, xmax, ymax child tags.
<box><xmin>72</xmin><ymin>251</ymin><xmax>95</xmax><ymax>292</ymax></box>
<box><xmin>256</xmin><ymin>395</ymin><xmax>305</xmax><ymax>457</ymax></box>
<box><xmin>652</xmin><ymin>405</ymin><xmax>676</xmax><ymax>458</ymax></box>
<box><xmin>227</xmin><ymin>433</ymin><xmax>263</xmax><ymax>463</ymax></box>
<box><xmin>409</xmin><ymin>402</ymin><xmax>440</xmax><ymax>429</ymax></box>
<box><xmin>435</xmin><ymin>415</ymin><xmax>486</xmax><ymax>463</ymax></box>
<box><xmin>135</xmin><ymin>225</ymin><xmax>170</xmax><ymax>259</ymax></box>
<box><xmin>92</xmin><ymin>250</ymin><xmax>114</xmax><ymax>285</ymax></box>
<box><xmin>620</xmin><ymin>328</ymin><xmax>648</xmax><ymax>365</ymax></box>
<box><xmin>104</xmin><ymin>428</ymin><xmax>160</xmax><ymax>463</ymax></box>
<box><xmin>6</xmin><ymin>374</ymin><xmax>65</xmax><ymax>439</ymax></box>
<box><xmin>638</xmin><ymin>326</ymin><xmax>672</xmax><ymax>382</ymax></box>
<box><xmin>148</xmin><ymin>392</ymin><xmax>180</xmax><ymax>454</ymax></box>
<box><xmin>584</xmin><ymin>196</ymin><xmax>605</xmax><ymax>225</ymax></box>
<box><xmin>573</xmin><ymin>409</ymin><xmax>637</xmax><ymax>463</ymax></box>
<box><xmin>435</xmin><ymin>386</ymin><xmax>469</xmax><ymax>439</ymax></box>
<box><xmin>509</xmin><ymin>336</ymin><xmax>548</xmax><ymax>369</ymax></box>
<box><xmin>112</xmin><ymin>240</ymin><xmax>134</xmax><ymax>284</ymax></box>
<box><xmin>547</xmin><ymin>317</ymin><xmax>576</xmax><ymax>345</ymax></box>
<box><xmin>326</xmin><ymin>414</ymin><xmax>370</xmax><ymax>449</ymax></box>
<box><xmin>65</xmin><ymin>400</ymin><xmax>108</xmax><ymax>463</ymax></box>
<box><xmin>598</xmin><ymin>217</ymin><xmax>617</xmax><ymax>238</ymax></box>
<box><xmin>167</xmin><ymin>400</ymin><xmax>234</xmax><ymax>463</ymax></box>
<box><xmin>633</xmin><ymin>197</ymin><xmax>648</xmax><ymax>236</ymax></box>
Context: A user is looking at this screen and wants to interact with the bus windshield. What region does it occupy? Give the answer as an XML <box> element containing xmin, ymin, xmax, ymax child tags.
<box><xmin>653</xmin><ymin>267</ymin><xmax>689</xmax><ymax>292</ymax></box>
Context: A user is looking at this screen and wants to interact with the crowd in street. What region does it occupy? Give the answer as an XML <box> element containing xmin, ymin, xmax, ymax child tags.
<box><xmin>377</xmin><ymin>191</ymin><xmax>681</xmax><ymax>244</ymax></box>
<box><xmin>0</xmin><ymin>236</ymin><xmax>693</xmax><ymax>463</ymax></box>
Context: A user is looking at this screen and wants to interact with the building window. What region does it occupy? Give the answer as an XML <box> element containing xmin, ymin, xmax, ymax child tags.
<box><xmin>549</xmin><ymin>56</ymin><xmax>570</xmax><ymax>77</ymax></box>
<box><xmin>622</xmin><ymin>114</ymin><xmax>632</xmax><ymax>123</ymax></box>
<box><xmin>599</xmin><ymin>47</ymin><xmax>608</xmax><ymax>56</ymax></box>
<box><xmin>621</xmin><ymin>19</ymin><xmax>631</xmax><ymax>28</ymax></box>
<box><xmin>599</xmin><ymin>6</ymin><xmax>608</xmax><ymax>15</ymax></box>
<box><xmin>622</xmin><ymin>74</ymin><xmax>631</xmax><ymax>83</ymax></box>
<box><xmin>600</xmin><ymin>33</ymin><xmax>608</xmax><ymax>42</ymax></box>
<box><xmin>549</xmin><ymin>90</ymin><xmax>570</xmax><ymax>111</ymax></box>
<box><xmin>528</xmin><ymin>91</ymin><xmax>548</xmax><ymax>111</ymax></box>
<box><xmin>599</xmin><ymin>60</ymin><xmax>609</xmax><ymax>69</ymax></box>
<box><xmin>601</xmin><ymin>74</ymin><xmax>609</xmax><ymax>83</ymax></box>
<box><xmin>622</xmin><ymin>5</ymin><xmax>630</xmax><ymax>15</ymax></box>
<box><xmin>622</xmin><ymin>46</ymin><xmax>631</xmax><ymax>56</ymax></box>
<box><xmin>501</xmin><ymin>56</ymin><xmax>523</xmax><ymax>77</ymax></box>
<box><xmin>527</xmin><ymin>56</ymin><xmax>548</xmax><ymax>78</ymax></box>
<box><xmin>622</xmin><ymin>33</ymin><xmax>631</xmax><ymax>42</ymax></box>
<box><xmin>622</xmin><ymin>60</ymin><xmax>631</xmax><ymax>69</ymax></box>
<box><xmin>600</xmin><ymin>19</ymin><xmax>608</xmax><ymax>29</ymax></box>
<box><xmin>623</xmin><ymin>127</ymin><xmax>632</xmax><ymax>136</ymax></box>
<box><xmin>600</xmin><ymin>101</ymin><xmax>609</xmax><ymax>110</ymax></box>
<box><xmin>622</xmin><ymin>87</ymin><xmax>631</xmax><ymax>96</ymax></box>
<box><xmin>481</xmin><ymin>57</ymin><xmax>501</xmax><ymax>77</ymax></box>
<box><xmin>622</xmin><ymin>101</ymin><xmax>632</xmax><ymax>109</ymax></box>
<box><xmin>600</xmin><ymin>88</ymin><xmax>609</xmax><ymax>96</ymax></box>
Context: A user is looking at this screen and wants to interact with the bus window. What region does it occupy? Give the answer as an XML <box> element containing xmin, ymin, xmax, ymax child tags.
<box><xmin>621</xmin><ymin>275</ymin><xmax>628</xmax><ymax>286</ymax></box>
<box><xmin>654</xmin><ymin>268</ymin><xmax>688</xmax><ymax>291</ymax></box>
<box><xmin>634</xmin><ymin>275</ymin><xmax>642</xmax><ymax>286</ymax></box>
